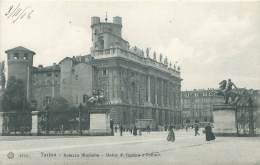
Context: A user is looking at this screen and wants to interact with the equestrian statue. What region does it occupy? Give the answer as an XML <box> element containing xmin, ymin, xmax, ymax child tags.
<box><xmin>216</xmin><ymin>79</ymin><xmax>240</xmax><ymax>105</ymax></box>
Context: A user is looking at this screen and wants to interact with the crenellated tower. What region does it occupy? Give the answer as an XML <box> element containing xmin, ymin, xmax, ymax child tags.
<box><xmin>90</xmin><ymin>16</ymin><xmax>129</xmax><ymax>51</ymax></box>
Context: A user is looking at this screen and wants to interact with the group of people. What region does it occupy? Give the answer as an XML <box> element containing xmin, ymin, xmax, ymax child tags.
<box><xmin>112</xmin><ymin>122</ymin><xmax>215</xmax><ymax>143</ymax></box>
<box><xmin>113</xmin><ymin>125</ymin><xmax>146</xmax><ymax>136</ymax></box>
<box><xmin>167</xmin><ymin>123</ymin><xmax>215</xmax><ymax>143</ymax></box>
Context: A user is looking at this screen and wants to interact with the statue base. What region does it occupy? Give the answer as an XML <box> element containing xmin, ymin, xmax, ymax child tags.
<box><xmin>89</xmin><ymin>107</ymin><xmax>112</xmax><ymax>136</ymax></box>
<box><xmin>213</xmin><ymin>104</ymin><xmax>237</xmax><ymax>136</ymax></box>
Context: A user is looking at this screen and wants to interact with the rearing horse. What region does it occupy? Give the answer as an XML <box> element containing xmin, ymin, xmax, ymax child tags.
<box><xmin>216</xmin><ymin>80</ymin><xmax>240</xmax><ymax>105</ymax></box>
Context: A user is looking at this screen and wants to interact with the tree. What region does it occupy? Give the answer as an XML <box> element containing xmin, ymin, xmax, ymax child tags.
<box><xmin>47</xmin><ymin>97</ymin><xmax>69</xmax><ymax>112</ymax></box>
<box><xmin>1</xmin><ymin>76</ymin><xmax>31</xmax><ymax>134</ymax></box>
<box><xmin>45</xmin><ymin>97</ymin><xmax>76</xmax><ymax>132</ymax></box>
<box><xmin>1</xmin><ymin>76</ymin><xmax>30</xmax><ymax>112</ymax></box>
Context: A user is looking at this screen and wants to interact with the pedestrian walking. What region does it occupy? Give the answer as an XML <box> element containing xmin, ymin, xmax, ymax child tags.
<box><xmin>133</xmin><ymin>126</ymin><xmax>137</xmax><ymax>136</ymax></box>
<box><xmin>167</xmin><ymin>126</ymin><xmax>175</xmax><ymax>142</ymax></box>
<box><xmin>110</xmin><ymin>119</ymin><xmax>114</xmax><ymax>136</ymax></box>
<box><xmin>195</xmin><ymin>124</ymin><xmax>200</xmax><ymax>136</ymax></box>
<box><xmin>146</xmin><ymin>125</ymin><xmax>151</xmax><ymax>134</ymax></box>
<box><xmin>115</xmin><ymin>126</ymin><xmax>118</xmax><ymax>133</ymax></box>
<box><xmin>205</xmin><ymin>123</ymin><xmax>215</xmax><ymax>142</ymax></box>
<box><xmin>138</xmin><ymin>129</ymin><xmax>142</xmax><ymax>136</ymax></box>
<box><xmin>120</xmin><ymin>125</ymin><xmax>123</xmax><ymax>136</ymax></box>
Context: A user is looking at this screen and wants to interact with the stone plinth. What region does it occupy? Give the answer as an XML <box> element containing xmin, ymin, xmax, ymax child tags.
<box><xmin>31</xmin><ymin>111</ymin><xmax>39</xmax><ymax>135</ymax></box>
<box><xmin>213</xmin><ymin>104</ymin><xmax>237</xmax><ymax>136</ymax></box>
<box><xmin>89</xmin><ymin>108</ymin><xmax>111</xmax><ymax>136</ymax></box>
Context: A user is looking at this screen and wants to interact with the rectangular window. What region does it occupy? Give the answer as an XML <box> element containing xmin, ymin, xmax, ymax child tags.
<box><xmin>23</xmin><ymin>54</ymin><xmax>28</xmax><ymax>60</ymax></box>
<box><xmin>14</xmin><ymin>53</ymin><xmax>19</xmax><ymax>59</ymax></box>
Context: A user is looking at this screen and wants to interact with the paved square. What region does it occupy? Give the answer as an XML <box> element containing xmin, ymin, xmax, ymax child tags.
<box><xmin>0</xmin><ymin>130</ymin><xmax>260</xmax><ymax>165</ymax></box>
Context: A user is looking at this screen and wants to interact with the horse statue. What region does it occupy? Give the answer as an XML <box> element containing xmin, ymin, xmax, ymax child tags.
<box><xmin>87</xmin><ymin>89</ymin><xmax>105</xmax><ymax>105</ymax></box>
<box><xmin>216</xmin><ymin>79</ymin><xmax>240</xmax><ymax>105</ymax></box>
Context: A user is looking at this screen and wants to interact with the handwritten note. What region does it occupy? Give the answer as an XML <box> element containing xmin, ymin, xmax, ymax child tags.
<box><xmin>4</xmin><ymin>3</ymin><xmax>34</xmax><ymax>23</ymax></box>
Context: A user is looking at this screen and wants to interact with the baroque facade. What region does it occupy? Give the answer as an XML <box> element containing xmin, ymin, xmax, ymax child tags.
<box><xmin>4</xmin><ymin>16</ymin><xmax>182</xmax><ymax>128</ymax></box>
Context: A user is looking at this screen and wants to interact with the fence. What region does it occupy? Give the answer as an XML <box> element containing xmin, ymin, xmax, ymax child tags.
<box><xmin>2</xmin><ymin>112</ymin><xmax>32</xmax><ymax>135</ymax></box>
<box><xmin>1</xmin><ymin>109</ymin><xmax>91</xmax><ymax>136</ymax></box>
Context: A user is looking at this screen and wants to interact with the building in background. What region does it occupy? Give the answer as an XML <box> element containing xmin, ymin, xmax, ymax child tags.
<box><xmin>4</xmin><ymin>16</ymin><xmax>182</xmax><ymax>129</ymax></box>
<box><xmin>182</xmin><ymin>88</ymin><xmax>260</xmax><ymax>132</ymax></box>
<box><xmin>236</xmin><ymin>89</ymin><xmax>260</xmax><ymax>134</ymax></box>
<box><xmin>181</xmin><ymin>89</ymin><xmax>223</xmax><ymax>125</ymax></box>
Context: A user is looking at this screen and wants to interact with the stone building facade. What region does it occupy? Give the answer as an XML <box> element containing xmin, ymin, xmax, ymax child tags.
<box><xmin>181</xmin><ymin>89</ymin><xmax>223</xmax><ymax>124</ymax></box>
<box><xmin>182</xmin><ymin>88</ymin><xmax>260</xmax><ymax>131</ymax></box>
<box><xmin>4</xmin><ymin>16</ymin><xmax>182</xmax><ymax>129</ymax></box>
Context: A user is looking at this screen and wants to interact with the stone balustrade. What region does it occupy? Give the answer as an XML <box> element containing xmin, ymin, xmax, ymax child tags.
<box><xmin>92</xmin><ymin>48</ymin><xmax>181</xmax><ymax>78</ymax></box>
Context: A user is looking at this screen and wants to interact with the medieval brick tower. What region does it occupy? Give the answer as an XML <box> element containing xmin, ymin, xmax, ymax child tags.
<box><xmin>5</xmin><ymin>46</ymin><xmax>35</xmax><ymax>100</ymax></box>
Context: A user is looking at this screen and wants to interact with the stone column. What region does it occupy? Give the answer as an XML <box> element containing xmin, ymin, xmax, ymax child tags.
<box><xmin>31</xmin><ymin>111</ymin><xmax>39</xmax><ymax>135</ymax></box>
<box><xmin>109</xmin><ymin>67</ymin><xmax>114</xmax><ymax>103</ymax></box>
<box><xmin>144</xmin><ymin>75</ymin><xmax>152</xmax><ymax>107</ymax></box>
<box><xmin>147</xmin><ymin>75</ymin><xmax>151</xmax><ymax>103</ymax></box>
<box><xmin>166</xmin><ymin>81</ymin><xmax>169</xmax><ymax>107</ymax></box>
<box><xmin>155</xmin><ymin>77</ymin><xmax>158</xmax><ymax>105</ymax></box>
<box><xmin>161</xmin><ymin>80</ymin><xmax>164</xmax><ymax>107</ymax></box>
<box><xmin>0</xmin><ymin>112</ymin><xmax>4</xmax><ymax>135</ymax></box>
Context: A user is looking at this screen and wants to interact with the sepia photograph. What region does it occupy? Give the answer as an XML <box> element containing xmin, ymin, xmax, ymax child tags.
<box><xmin>0</xmin><ymin>0</ymin><xmax>260</xmax><ymax>164</ymax></box>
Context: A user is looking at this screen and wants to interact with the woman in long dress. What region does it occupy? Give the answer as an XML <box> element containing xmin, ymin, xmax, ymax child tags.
<box><xmin>205</xmin><ymin>123</ymin><xmax>216</xmax><ymax>141</ymax></box>
<box><xmin>133</xmin><ymin>126</ymin><xmax>137</xmax><ymax>136</ymax></box>
<box><xmin>167</xmin><ymin>126</ymin><xmax>175</xmax><ymax>142</ymax></box>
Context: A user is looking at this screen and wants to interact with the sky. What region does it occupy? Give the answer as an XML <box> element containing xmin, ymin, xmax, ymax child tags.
<box><xmin>0</xmin><ymin>0</ymin><xmax>259</xmax><ymax>90</ymax></box>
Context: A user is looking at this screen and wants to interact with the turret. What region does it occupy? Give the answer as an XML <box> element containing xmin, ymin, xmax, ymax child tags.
<box><xmin>113</xmin><ymin>16</ymin><xmax>122</xmax><ymax>25</ymax></box>
<box><xmin>91</xmin><ymin>16</ymin><xmax>128</xmax><ymax>51</ymax></box>
<box><xmin>91</xmin><ymin>16</ymin><xmax>100</xmax><ymax>25</ymax></box>
<box><xmin>5</xmin><ymin>46</ymin><xmax>35</xmax><ymax>100</ymax></box>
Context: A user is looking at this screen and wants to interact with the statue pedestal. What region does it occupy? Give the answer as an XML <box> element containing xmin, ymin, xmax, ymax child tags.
<box><xmin>89</xmin><ymin>108</ymin><xmax>111</xmax><ymax>136</ymax></box>
<box><xmin>213</xmin><ymin>104</ymin><xmax>237</xmax><ymax>136</ymax></box>
<box><xmin>31</xmin><ymin>111</ymin><xmax>39</xmax><ymax>136</ymax></box>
